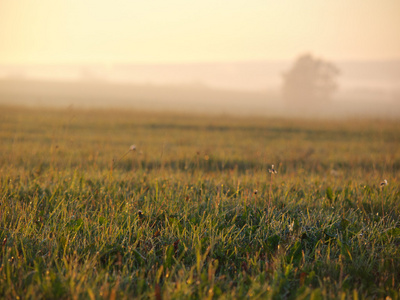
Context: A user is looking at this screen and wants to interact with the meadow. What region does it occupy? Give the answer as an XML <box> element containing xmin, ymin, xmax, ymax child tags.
<box><xmin>0</xmin><ymin>105</ymin><xmax>399</xmax><ymax>299</ymax></box>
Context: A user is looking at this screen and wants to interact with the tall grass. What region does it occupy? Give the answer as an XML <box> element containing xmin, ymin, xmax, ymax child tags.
<box><xmin>0</xmin><ymin>105</ymin><xmax>399</xmax><ymax>299</ymax></box>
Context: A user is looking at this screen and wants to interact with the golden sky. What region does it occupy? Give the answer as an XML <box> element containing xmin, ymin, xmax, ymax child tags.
<box><xmin>0</xmin><ymin>0</ymin><xmax>399</xmax><ymax>64</ymax></box>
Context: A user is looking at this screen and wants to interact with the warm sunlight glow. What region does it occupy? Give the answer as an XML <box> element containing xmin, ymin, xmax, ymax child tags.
<box><xmin>0</xmin><ymin>0</ymin><xmax>399</xmax><ymax>64</ymax></box>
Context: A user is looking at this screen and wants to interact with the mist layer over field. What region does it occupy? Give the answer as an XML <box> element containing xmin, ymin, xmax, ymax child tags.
<box><xmin>1</xmin><ymin>60</ymin><xmax>399</xmax><ymax>118</ymax></box>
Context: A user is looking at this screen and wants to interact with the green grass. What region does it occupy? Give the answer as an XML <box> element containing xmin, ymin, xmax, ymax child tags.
<box><xmin>1</xmin><ymin>105</ymin><xmax>400</xmax><ymax>299</ymax></box>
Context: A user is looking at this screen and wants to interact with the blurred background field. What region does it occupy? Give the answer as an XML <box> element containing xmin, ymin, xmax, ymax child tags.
<box><xmin>1</xmin><ymin>105</ymin><xmax>399</xmax><ymax>178</ymax></box>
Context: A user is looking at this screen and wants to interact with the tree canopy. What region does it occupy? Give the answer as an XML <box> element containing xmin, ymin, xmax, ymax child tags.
<box><xmin>282</xmin><ymin>53</ymin><xmax>340</xmax><ymax>106</ymax></box>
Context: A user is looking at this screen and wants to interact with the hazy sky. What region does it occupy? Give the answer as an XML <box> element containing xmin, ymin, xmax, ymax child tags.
<box><xmin>0</xmin><ymin>0</ymin><xmax>399</xmax><ymax>64</ymax></box>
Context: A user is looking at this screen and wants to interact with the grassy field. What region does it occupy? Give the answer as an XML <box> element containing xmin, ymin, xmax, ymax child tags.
<box><xmin>0</xmin><ymin>105</ymin><xmax>400</xmax><ymax>299</ymax></box>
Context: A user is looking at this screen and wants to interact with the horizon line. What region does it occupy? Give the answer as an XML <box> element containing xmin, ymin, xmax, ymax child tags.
<box><xmin>1</xmin><ymin>58</ymin><xmax>400</xmax><ymax>66</ymax></box>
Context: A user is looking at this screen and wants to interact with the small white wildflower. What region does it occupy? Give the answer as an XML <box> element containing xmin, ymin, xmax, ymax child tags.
<box><xmin>138</xmin><ymin>210</ymin><xmax>144</xmax><ymax>219</ymax></box>
<box><xmin>268</xmin><ymin>164</ymin><xmax>277</xmax><ymax>174</ymax></box>
<box><xmin>380</xmin><ymin>179</ymin><xmax>388</xmax><ymax>188</ymax></box>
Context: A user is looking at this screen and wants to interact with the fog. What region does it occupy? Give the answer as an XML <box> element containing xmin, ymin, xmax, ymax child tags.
<box><xmin>1</xmin><ymin>1</ymin><xmax>399</xmax><ymax>118</ymax></box>
<box><xmin>0</xmin><ymin>60</ymin><xmax>399</xmax><ymax>118</ymax></box>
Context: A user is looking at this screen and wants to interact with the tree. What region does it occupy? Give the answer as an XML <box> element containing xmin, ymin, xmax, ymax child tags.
<box><xmin>282</xmin><ymin>53</ymin><xmax>340</xmax><ymax>106</ymax></box>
